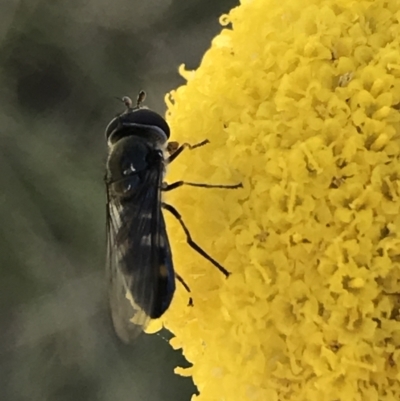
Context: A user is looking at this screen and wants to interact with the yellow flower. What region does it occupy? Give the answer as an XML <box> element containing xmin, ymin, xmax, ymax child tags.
<box><xmin>151</xmin><ymin>0</ymin><xmax>400</xmax><ymax>399</ymax></box>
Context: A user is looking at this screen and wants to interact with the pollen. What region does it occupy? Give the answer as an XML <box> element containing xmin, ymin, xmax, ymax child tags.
<box><xmin>155</xmin><ymin>0</ymin><xmax>400</xmax><ymax>400</ymax></box>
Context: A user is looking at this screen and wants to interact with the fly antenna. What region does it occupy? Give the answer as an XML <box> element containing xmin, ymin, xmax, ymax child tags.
<box><xmin>122</xmin><ymin>96</ymin><xmax>133</xmax><ymax>109</ymax></box>
<box><xmin>114</xmin><ymin>96</ymin><xmax>133</xmax><ymax>110</ymax></box>
<box><xmin>136</xmin><ymin>90</ymin><xmax>146</xmax><ymax>108</ymax></box>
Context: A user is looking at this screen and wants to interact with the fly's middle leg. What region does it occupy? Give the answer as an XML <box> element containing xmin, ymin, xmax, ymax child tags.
<box><xmin>162</xmin><ymin>181</ymin><xmax>242</xmax><ymax>192</ymax></box>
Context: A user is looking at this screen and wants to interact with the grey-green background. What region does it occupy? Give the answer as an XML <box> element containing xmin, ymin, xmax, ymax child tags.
<box><xmin>0</xmin><ymin>1</ymin><xmax>236</xmax><ymax>400</ymax></box>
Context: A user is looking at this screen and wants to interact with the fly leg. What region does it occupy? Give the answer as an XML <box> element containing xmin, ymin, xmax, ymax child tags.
<box><xmin>162</xmin><ymin>202</ymin><xmax>230</xmax><ymax>277</ymax></box>
<box><xmin>162</xmin><ymin>181</ymin><xmax>242</xmax><ymax>191</ymax></box>
<box><xmin>176</xmin><ymin>273</ymin><xmax>193</xmax><ymax>306</ymax></box>
<box><xmin>167</xmin><ymin>139</ymin><xmax>209</xmax><ymax>164</ymax></box>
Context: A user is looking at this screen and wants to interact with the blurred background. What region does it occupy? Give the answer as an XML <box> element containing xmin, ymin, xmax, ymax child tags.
<box><xmin>0</xmin><ymin>1</ymin><xmax>237</xmax><ymax>400</ymax></box>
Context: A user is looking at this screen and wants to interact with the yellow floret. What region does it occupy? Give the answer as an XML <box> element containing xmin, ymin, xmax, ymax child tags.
<box><xmin>154</xmin><ymin>0</ymin><xmax>400</xmax><ymax>400</ymax></box>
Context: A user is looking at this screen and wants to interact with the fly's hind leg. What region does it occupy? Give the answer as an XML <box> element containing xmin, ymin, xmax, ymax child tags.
<box><xmin>162</xmin><ymin>202</ymin><xmax>230</xmax><ymax>277</ymax></box>
<box><xmin>176</xmin><ymin>274</ymin><xmax>193</xmax><ymax>307</ymax></box>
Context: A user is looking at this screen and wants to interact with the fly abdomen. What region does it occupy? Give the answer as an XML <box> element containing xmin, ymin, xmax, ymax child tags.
<box><xmin>150</xmin><ymin>244</ymin><xmax>176</xmax><ymax>319</ymax></box>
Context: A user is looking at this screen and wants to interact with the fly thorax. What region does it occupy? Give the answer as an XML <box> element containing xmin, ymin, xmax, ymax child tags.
<box><xmin>107</xmin><ymin>136</ymin><xmax>164</xmax><ymax>197</ymax></box>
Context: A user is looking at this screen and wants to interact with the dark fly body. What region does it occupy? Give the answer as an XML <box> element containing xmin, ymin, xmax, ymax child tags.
<box><xmin>105</xmin><ymin>91</ymin><xmax>241</xmax><ymax>344</ymax></box>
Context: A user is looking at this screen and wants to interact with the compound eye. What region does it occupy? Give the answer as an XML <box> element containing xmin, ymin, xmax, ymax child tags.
<box><xmin>105</xmin><ymin>108</ymin><xmax>170</xmax><ymax>140</ymax></box>
<box><xmin>126</xmin><ymin>109</ymin><xmax>170</xmax><ymax>138</ymax></box>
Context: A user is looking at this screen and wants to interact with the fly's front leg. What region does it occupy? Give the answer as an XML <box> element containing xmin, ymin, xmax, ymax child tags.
<box><xmin>166</xmin><ymin>139</ymin><xmax>210</xmax><ymax>164</ymax></box>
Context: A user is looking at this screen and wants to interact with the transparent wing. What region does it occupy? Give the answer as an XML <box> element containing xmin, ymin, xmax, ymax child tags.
<box><xmin>106</xmin><ymin>162</ymin><xmax>174</xmax><ymax>344</ymax></box>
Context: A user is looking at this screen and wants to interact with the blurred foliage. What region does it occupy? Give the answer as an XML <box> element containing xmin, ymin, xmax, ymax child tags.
<box><xmin>0</xmin><ymin>0</ymin><xmax>237</xmax><ymax>400</ymax></box>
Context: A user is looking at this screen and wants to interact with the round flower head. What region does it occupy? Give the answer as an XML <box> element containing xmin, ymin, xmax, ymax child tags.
<box><xmin>150</xmin><ymin>0</ymin><xmax>400</xmax><ymax>400</ymax></box>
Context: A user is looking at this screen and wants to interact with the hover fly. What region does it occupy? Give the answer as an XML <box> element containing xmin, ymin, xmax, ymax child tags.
<box><xmin>105</xmin><ymin>91</ymin><xmax>241</xmax><ymax>343</ymax></box>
